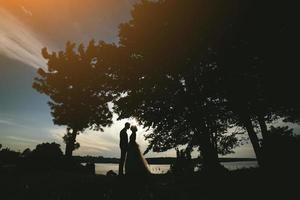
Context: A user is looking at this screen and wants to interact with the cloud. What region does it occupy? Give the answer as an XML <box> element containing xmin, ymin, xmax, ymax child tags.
<box><xmin>0</xmin><ymin>8</ymin><xmax>45</xmax><ymax>68</ymax></box>
<box><xmin>0</xmin><ymin>118</ymin><xmax>27</xmax><ymax>128</ymax></box>
<box><xmin>5</xmin><ymin>135</ymin><xmax>41</xmax><ymax>144</ymax></box>
<box><xmin>20</xmin><ymin>5</ymin><xmax>32</xmax><ymax>16</ymax></box>
<box><xmin>0</xmin><ymin>119</ymin><xmax>16</xmax><ymax>126</ymax></box>
<box><xmin>49</xmin><ymin>127</ymin><xmax>118</xmax><ymax>156</ymax></box>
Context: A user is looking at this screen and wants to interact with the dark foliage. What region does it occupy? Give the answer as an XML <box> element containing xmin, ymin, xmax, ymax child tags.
<box><xmin>112</xmin><ymin>0</ymin><xmax>300</xmax><ymax>168</ymax></box>
<box><xmin>31</xmin><ymin>0</ymin><xmax>300</xmax><ymax>169</ymax></box>
<box><xmin>111</xmin><ymin>0</ymin><xmax>248</xmax><ymax>168</ymax></box>
<box><xmin>262</xmin><ymin>126</ymin><xmax>300</xmax><ymax>169</ymax></box>
<box><xmin>33</xmin><ymin>41</ymin><xmax>115</xmax><ymax>157</ymax></box>
<box><xmin>0</xmin><ymin>147</ymin><xmax>20</xmax><ymax>165</ymax></box>
<box><xmin>29</xmin><ymin>142</ymin><xmax>63</xmax><ymax>159</ymax></box>
<box><xmin>169</xmin><ymin>149</ymin><xmax>194</xmax><ymax>176</ymax></box>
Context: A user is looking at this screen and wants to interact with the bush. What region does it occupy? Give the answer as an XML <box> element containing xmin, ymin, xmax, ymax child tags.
<box><xmin>262</xmin><ymin>126</ymin><xmax>300</xmax><ymax>169</ymax></box>
<box><xmin>30</xmin><ymin>142</ymin><xmax>63</xmax><ymax>159</ymax></box>
<box><xmin>19</xmin><ymin>142</ymin><xmax>64</xmax><ymax>171</ymax></box>
<box><xmin>0</xmin><ymin>147</ymin><xmax>20</xmax><ymax>165</ymax></box>
<box><xmin>169</xmin><ymin>149</ymin><xmax>194</xmax><ymax>176</ymax></box>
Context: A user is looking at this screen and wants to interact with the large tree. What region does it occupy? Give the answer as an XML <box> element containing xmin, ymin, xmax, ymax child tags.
<box><xmin>106</xmin><ymin>0</ymin><xmax>246</xmax><ymax>168</ymax></box>
<box><xmin>109</xmin><ymin>0</ymin><xmax>299</xmax><ymax>167</ymax></box>
<box><xmin>213</xmin><ymin>0</ymin><xmax>300</xmax><ymax>165</ymax></box>
<box><xmin>33</xmin><ymin>41</ymin><xmax>114</xmax><ymax>157</ymax></box>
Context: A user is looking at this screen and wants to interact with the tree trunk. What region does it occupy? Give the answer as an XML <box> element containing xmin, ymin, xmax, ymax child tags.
<box><xmin>200</xmin><ymin>137</ymin><xmax>219</xmax><ymax>169</ymax></box>
<box><xmin>240</xmin><ymin>114</ymin><xmax>263</xmax><ymax>166</ymax></box>
<box><xmin>198</xmin><ymin>123</ymin><xmax>220</xmax><ymax>169</ymax></box>
<box><xmin>65</xmin><ymin>142</ymin><xmax>73</xmax><ymax>158</ymax></box>
<box><xmin>258</xmin><ymin>114</ymin><xmax>268</xmax><ymax>141</ymax></box>
<box><xmin>212</xmin><ymin>132</ymin><xmax>218</xmax><ymax>155</ymax></box>
<box><xmin>64</xmin><ymin>130</ymin><xmax>77</xmax><ymax>158</ymax></box>
<box><xmin>257</xmin><ymin>114</ymin><xmax>272</xmax><ymax>167</ymax></box>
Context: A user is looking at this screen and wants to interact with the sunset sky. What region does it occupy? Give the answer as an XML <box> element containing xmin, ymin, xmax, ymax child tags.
<box><xmin>1</xmin><ymin>0</ymin><xmax>298</xmax><ymax>158</ymax></box>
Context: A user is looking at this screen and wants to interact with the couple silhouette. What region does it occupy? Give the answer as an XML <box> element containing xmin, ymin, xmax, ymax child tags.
<box><xmin>119</xmin><ymin>122</ymin><xmax>151</xmax><ymax>176</ymax></box>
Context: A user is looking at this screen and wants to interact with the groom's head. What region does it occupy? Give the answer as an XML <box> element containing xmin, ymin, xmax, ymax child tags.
<box><xmin>125</xmin><ymin>122</ymin><xmax>130</xmax><ymax>129</ymax></box>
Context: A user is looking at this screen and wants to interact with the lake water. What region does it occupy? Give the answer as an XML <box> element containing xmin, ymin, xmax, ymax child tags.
<box><xmin>93</xmin><ymin>161</ymin><xmax>258</xmax><ymax>175</ymax></box>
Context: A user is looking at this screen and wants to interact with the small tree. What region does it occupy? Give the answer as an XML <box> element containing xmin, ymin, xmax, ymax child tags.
<box><xmin>33</xmin><ymin>41</ymin><xmax>114</xmax><ymax>157</ymax></box>
<box><xmin>30</xmin><ymin>142</ymin><xmax>63</xmax><ymax>159</ymax></box>
<box><xmin>22</xmin><ymin>142</ymin><xmax>66</xmax><ymax>171</ymax></box>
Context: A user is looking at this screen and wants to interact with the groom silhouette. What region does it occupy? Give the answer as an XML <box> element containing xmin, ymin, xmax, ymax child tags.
<box><xmin>119</xmin><ymin>122</ymin><xmax>130</xmax><ymax>175</ymax></box>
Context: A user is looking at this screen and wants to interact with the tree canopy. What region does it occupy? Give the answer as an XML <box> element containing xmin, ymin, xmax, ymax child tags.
<box><xmin>33</xmin><ymin>41</ymin><xmax>115</xmax><ymax>156</ymax></box>
<box><xmin>32</xmin><ymin>0</ymin><xmax>299</xmax><ymax>168</ymax></box>
<box><xmin>110</xmin><ymin>0</ymin><xmax>299</xmax><ymax>167</ymax></box>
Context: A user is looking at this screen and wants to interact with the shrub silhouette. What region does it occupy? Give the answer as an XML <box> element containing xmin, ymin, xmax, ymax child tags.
<box><xmin>18</xmin><ymin>142</ymin><xmax>64</xmax><ymax>171</ymax></box>
<box><xmin>30</xmin><ymin>142</ymin><xmax>63</xmax><ymax>159</ymax></box>
<box><xmin>170</xmin><ymin>149</ymin><xmax>194</xmax><ymax>176</ymax></box>
<box><xmin>0</xmin><ymin>147</ymin><xmax>20</xmax><ymax>165</ymax></box>
<box><xmin>262</xmin><ymin>126</ymin><xmax>300</xmax><ymax>169</ymax></box>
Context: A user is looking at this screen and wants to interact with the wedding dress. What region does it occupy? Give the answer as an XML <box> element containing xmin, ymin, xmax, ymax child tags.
<box><xmin>125</xmin><ymin>131</ymin><xmax>151</xmax><ymax>176</ymax></box>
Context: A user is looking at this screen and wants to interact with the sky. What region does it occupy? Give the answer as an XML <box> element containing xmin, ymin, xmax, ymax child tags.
<box><xmin>0</xmin><ymin>0</ymin><xmax>298</xmax><ymax>159</ymax></box>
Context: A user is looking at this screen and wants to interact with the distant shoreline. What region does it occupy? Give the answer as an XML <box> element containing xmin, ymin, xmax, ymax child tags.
<box><xmin>76</xmin><ymin>156</ymin><xmax>257</xmax><ymax>165</ymax></box>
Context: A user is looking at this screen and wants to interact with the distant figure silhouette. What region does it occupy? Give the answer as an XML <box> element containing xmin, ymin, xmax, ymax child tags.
<box><xmin>119</xmin><ymin>122</ymin><xmax>130</xmax><ymax>175</ymax></box>
<box><xmin>125</xmin><ymin>126</ymin><xmax>151</xmax><ymax>176</ymax></box>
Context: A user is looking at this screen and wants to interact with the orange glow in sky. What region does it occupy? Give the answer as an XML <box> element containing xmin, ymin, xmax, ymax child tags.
<box><xmin>0</xmin><ymin>0</ymin><xmax>134</xmax><ymax>46</ymax></box>
<box><xmin>0</xmin><ymin>0</ymin><xmax>134</xmax><ymax>68</ymax></box>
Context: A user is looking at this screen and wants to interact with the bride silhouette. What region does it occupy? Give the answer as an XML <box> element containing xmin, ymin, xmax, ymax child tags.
<box><xmin>125</xmin><ymin>125</ymin><xmax>151</xmax><ymax>176</ymax></box>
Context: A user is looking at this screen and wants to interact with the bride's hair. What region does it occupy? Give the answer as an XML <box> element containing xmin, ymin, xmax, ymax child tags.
<box><xmin>130</xmin><ymin>125</ymin><xmax>138</xmax><ymax>132</ymax></box>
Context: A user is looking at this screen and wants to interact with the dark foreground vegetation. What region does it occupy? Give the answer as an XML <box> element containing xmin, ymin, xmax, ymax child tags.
<box><xmin>1</xmin><ymin>167</ymin><xmax>299</xmax><ymax>200</ymax></box>
<box><xmin>1</xmin><ymin>132</ymin><xmax>300</xmax><ymax>200</ymax></box>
